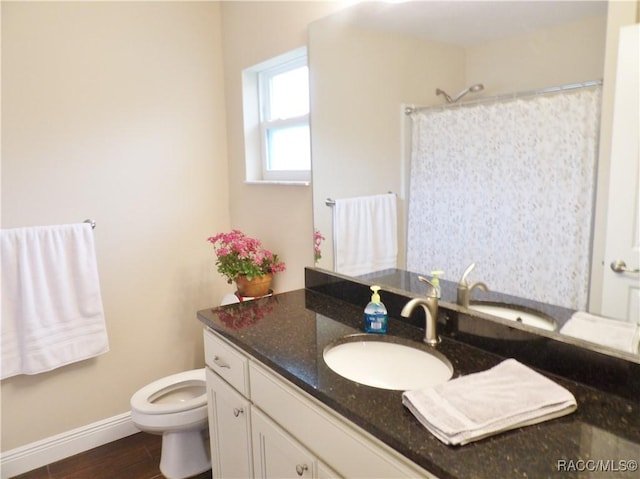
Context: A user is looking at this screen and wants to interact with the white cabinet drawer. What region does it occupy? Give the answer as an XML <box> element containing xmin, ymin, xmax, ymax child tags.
<box><xmin>204</xmin><ymin>328</ymin><xmax>250</xmax><ymax>397</ymax></box>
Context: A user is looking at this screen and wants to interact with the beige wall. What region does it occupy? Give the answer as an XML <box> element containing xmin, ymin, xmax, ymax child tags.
<box><xmin>219</xmin><ymin>1</ymin><xmax>343</xmax><ymax>293</ymax></box>
<box><xmin>1</xmin><ymin>1</ymin><xmax>229</xmax><ymax>451</ymax></box>
<box><xmin>1</xmin><ymin>0</ymin><xmax>344</xmax><ymax>455</ymax></box>
<box><xmin>466</xmin><ymin>15</ymin><xmax>607</xmax><ymax>93</ymax></box>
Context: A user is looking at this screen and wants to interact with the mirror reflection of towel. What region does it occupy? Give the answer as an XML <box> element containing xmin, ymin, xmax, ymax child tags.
<box><xmin>560</xmin><ymin>312</ymin><xmax>639</xmax><ymax>353</ymax></box>
<box><xmin>333</xmin><ymin>193</ymin><xmax>397</xmax><ymax>276</ymax></box>
<box><xmin>1</xmin><ymin>223</ymin><xmax>109</xmax><ymax>379</ymax></box>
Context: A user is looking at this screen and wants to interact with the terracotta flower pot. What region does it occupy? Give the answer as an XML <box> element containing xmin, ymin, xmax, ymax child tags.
<box><xmin>235</xmin><ymin>273</ymin><xmax>273</xmax><ymax>298</ymax></box>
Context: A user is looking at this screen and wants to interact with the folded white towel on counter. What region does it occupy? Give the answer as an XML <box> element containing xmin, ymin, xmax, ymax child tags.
<box><xmin>1</xmin><ymin>223</ymin><xmax>109</xmax><ymax>379</ymax></box>
<box><xmin>402</xmin><ymin>359</ymin><xmax>577</xmax><ymax>445</ymax></box>
<box><xmin>333</xmin><ymin>193</ymin><xmax>398</xmax><ymax>276</ymax></box>
<box><xmin>560</xmin><ymin>311</ymin><xmax>639</xmax><ymax>354</ymax></box>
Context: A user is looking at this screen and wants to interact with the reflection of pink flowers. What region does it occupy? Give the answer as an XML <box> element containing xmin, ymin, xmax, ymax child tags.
<box><xmin>216</xmin><ymin>297</ymin><xmax>275</xmax><ymax>329</ymax></box>
<box><xmin>207</xmin><ymin>230</ymin><xmax>285</xmax><ymax>283</ymax></box>
<box><xmin>313</xmin><ymin>229</ymin><xmax>325</xmax><ymax>263</ymax></box>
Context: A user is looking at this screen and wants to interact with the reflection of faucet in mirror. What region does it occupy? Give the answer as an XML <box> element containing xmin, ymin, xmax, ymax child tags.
<box><xmin>457</xmin><ymin>263</ymin><xmax>489</xmax><ymax>308</ymax></box>
<box><xmin>401</xmin><ymin>276</ymin><xmax>440</xmax><ymax>346</ymax></box>
<box><xmin>435</xmin><ymin>83</ymin><xmax>484</xmax><ymax>103</ymax></box>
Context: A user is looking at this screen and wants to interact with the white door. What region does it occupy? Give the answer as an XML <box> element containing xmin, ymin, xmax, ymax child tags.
<box><xmin>601</xmin><ymin>24</ymin><xmax>640</xmax><ymax>323</ymax></box>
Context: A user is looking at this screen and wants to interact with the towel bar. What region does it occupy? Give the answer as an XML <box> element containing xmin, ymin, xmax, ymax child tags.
<box><xmin>325</xmin><ymin>192</ymin><xmax>395</xmax><ymax>207</ymax></box>
<box><xmin>83</xmin><ymin>219</ymin><xmax>96</xmax><ymax>229</ymax></box>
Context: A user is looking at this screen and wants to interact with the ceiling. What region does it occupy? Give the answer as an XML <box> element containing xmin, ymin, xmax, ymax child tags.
<box><xmin>335</xmin><ymin>0</ymin><xmax>608</xmax><ymax>46</ymax></box>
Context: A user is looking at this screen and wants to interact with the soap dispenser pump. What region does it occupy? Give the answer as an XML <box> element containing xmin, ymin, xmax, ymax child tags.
<box><xmin>431</xmin><ymin>270</ymin><xmax>444</xmax><ymax>298</ymax></box>
<box><xmin>364</xmin><ymin>285</ymin><xmax>388</xmax><ymax>334</ymax></box>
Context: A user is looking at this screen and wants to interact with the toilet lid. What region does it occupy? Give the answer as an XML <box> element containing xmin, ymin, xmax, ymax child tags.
<box><xmin>130</xmin><ymin>368</ymin><xmax>207</xmax><ymax>415</ymax></box>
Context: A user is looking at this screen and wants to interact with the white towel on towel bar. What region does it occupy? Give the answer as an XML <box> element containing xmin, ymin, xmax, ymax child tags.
<box><xmin>333</xmin><ymin>193</ymin><xmax>398</xmax><ymax>276</ymax></box>
<box><xmin>1</xmin><ymin>223</ymin><xmax>109</xmax><ymax>379</ymax></box>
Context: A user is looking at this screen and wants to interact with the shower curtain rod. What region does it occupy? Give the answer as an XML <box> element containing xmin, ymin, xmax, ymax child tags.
<box><xmin>404</xmin><ymin>79</ymin><xmax>602</xmax><ymax>115</ymax></box>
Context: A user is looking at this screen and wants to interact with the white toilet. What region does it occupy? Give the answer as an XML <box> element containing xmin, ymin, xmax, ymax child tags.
<box><xmin>130</xmin><ymin>368</ymin><xmax>210</xmax><ymax>479</ymax></box>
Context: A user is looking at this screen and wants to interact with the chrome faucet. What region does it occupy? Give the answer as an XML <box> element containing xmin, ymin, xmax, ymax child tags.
<box><xmin>401</xmin><ymin>276</ymin><xmax>440</xmax><ymax>346</ymax></box>
<box><xmin>457</xmin><ymin>263</ymin><xmax>489</xmax><ymax>308</ymax></box>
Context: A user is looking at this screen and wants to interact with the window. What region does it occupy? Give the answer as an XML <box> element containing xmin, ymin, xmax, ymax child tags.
<box><xmin>243</xmin><ymin>48</ymin><xmax>310</xmax><ymax>184</ymax></box>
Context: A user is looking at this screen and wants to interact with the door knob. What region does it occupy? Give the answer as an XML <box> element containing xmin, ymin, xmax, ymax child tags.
<box><xmin>610</xmin><ymin>260</ymin><xmax>640</xmax><ymax>274</ymax></box>
<box><xmin>295</xmin><ymin>464</ymin><xmax>309</xmax><ymax>476</ymax></box>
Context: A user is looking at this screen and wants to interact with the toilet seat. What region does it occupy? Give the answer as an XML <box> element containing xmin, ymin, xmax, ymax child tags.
<box><xmin>131</xmin><ymin>368</ymin><xmax>206</xmax><ymax>415</ymax></box>
<box><xmin>130</xmin><ymin>368</ymin><xmax>211</xmax><ymax>478</ymax></box>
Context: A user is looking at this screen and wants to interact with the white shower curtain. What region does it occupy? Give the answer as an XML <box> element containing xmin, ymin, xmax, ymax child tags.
<box><xmin>406</xmin><ymin>87</ymin><xmax>601</xmax><ymax>310</ymax></box>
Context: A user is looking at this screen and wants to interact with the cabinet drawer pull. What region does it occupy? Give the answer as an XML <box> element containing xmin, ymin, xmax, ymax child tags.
<box><xmin>233</xmin><ymin>407</ymin><xmax>244</xmax><ymax>417</ymax></box>
<box><xmin>295</xmin><ymin>464</ymin><xmax>308</xmax><ymax>476</ymax></box>
<box><xmin>213</xmin><ymin>355</ymin><xmax>230</xmax><ymax>369</ymax></box>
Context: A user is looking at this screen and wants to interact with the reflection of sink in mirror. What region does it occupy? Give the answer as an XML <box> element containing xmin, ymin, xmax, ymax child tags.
<box><xmin>323</xmin><ymin>334</ymin><xmax>453</xmax><ymax>390</ymax></box>
<box><xmin>469</xmin><ymin>302</ymin><xmax>558</xmax><ymax>331</ymax></box>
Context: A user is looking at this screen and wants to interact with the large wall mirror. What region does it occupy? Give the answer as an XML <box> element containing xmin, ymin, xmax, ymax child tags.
<box><xmin>309</xmin><ymin>1</ymin><xmax>639</xmax><ymax>359</ymax></box>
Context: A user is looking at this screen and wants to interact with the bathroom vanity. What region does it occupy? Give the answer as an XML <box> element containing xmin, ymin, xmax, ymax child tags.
<box><xmin>203</xmin><ymin>326</ymin><xmax>433</xmax><ymax>478</ymax></box>
<box><xmin>198</xmin><ymin>268</ymin><xmax>640</xmax><ymax>479</ymax></box>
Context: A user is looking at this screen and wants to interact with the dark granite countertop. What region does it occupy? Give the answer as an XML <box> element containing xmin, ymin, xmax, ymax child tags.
<box><xmin>307</xmin><ymin>268</ymin><xmax>640</xmax><ymax>398</ymax></box>
<box><xmin>197</xmin><ymin>286</ymin><xmax>640</xmax><ymax>479</ymax></box>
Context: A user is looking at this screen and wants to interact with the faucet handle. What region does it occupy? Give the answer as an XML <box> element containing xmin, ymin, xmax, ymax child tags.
<box><xmin>459</xmin><ymin>263</ymin><xmax>477</xmax><ymax>286</ymax></box>
<box><xmin>417</xmin><ymin>276</ymin><xmax>438</xmax><ymax>297</ymax></box>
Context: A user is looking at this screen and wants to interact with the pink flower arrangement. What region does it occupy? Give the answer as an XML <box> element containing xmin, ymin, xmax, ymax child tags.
<box><xmin>313</xmin><ymin>229</ymin><xmax>325</xmax><ymax>263</ymax></box>
<box><xmin>207</xmin><ymin>230</ymin><xmax>286</xmax><ymax>283</ymax></box>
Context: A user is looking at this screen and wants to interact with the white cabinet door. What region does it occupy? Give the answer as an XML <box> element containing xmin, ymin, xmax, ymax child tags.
<box><xmin>252</xmin><ymin>407</ymin><xmax>318</xmax><ymax>479</ymax></box>
<box><xmin>317</xmin><ymin>462</ymin><xmax>342</xmax><ymax>479</ymax></box>
<box><xmin>206</xmin><ymin>368</ymin><xmax>253</xmax><ymax>479</ymax></box>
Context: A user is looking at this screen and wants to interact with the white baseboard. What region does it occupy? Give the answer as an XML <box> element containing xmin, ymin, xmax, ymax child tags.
<box><xmin>0</xmin><ymin>412</ymin><xmax>139</xmax><ymax>478</ymax></box>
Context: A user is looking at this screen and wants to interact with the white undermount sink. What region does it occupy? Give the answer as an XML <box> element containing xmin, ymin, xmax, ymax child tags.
<box><xmin>469</xmin><ymin>302</ymin><xmax>558</xmax><ymax>331</ymax></box>
<box><xmin>323</xmin><ymin>334</ymin><xmax>453</xmax><ymax>390</ymax></box>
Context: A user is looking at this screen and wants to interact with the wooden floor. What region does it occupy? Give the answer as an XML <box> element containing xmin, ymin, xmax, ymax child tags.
<box><xmin>11</xmin><ymin>432</ymin><xmax>213</xmax><ymax>479</ymax></box>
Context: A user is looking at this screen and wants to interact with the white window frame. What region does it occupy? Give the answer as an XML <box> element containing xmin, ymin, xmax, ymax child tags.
<box><xmin>242</xmin><ymin>47</ymin><xmax>310</xmax><ymax>185</ymax></box>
